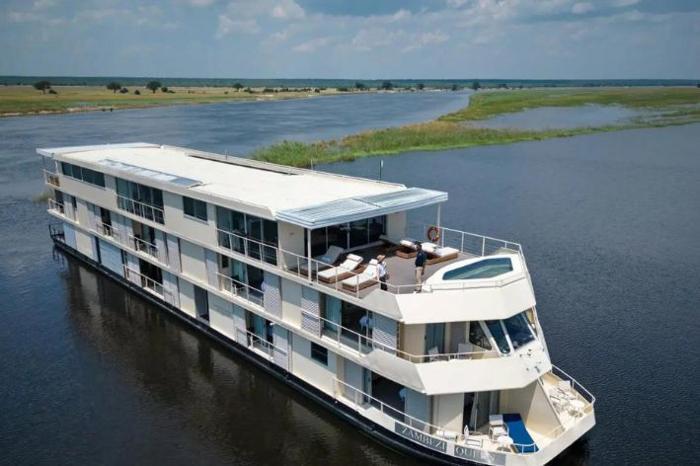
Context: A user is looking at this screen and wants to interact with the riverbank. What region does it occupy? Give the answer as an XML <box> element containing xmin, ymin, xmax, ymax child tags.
<box><xmin>252</xmin><ymin>87</ymin><xmax>700</xmax><ymax>167</ymax></box>
<box><xmin>0</xmin><ymin>85</ymin><xmax>354</xmax><ymax>117</ymax></box>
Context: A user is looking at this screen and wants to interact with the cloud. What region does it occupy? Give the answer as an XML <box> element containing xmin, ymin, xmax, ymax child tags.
<box><xmin>572</xmin><ymin>2</ymin><xmax>595</xmax><ymax>14</ymax></box>
<box><xmin>402</xmin><ymin>31</ymin><xmax>449</xmax><ymax>52</ymax></box>
<box><xmin>187</xmin><ymin>0</ymin><xmax>217</xmax><ymax>6</ymax></box>
<box><xmin>271</xmin><ymin>0</ymin><xmax>305</xmax><ymax>19</ymax></box>
<box><xmin>292</xmin><ymin>36</ymin><xmax>332</xmax><ymax>53</ymax></box>
<box><xmin>217</xmin><ymin>15</ymin><xmax>260</xmax><ymax>36</ymax></box>
<box><xmin>611</xmin><ymin>0</ymin><xmax>639</xmax><ymax>7</ymax></box>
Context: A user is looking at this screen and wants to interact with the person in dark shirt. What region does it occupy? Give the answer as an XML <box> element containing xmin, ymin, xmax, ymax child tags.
<box><xmin>414</xmin><ymin>242</ymin><xmax>427</xmax><ymax>291</ymax></box>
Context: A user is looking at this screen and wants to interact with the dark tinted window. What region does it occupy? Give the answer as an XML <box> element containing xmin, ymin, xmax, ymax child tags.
<box><xmin>183</xmin><ymin>196</ymin><xmax>207</xmax><ymax>221</ymax></box>
<box><xmin>310</xmin><ymin>342</ymin><xmax>328</xmax><ymax>365</ymax></box>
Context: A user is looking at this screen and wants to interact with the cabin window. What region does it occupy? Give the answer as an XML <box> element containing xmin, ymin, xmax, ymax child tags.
<box><xmin>469</xmin><ymin>321</ymin><xmax>492</xmax><ymax>350</ymax></box>
<box><xmin>61</xmin><ymin>162</ymin><xmax>105</xmax><ymax>187</ymax></box>
<box><xmin>503</xmin><ymin>312</ymin><xmax>536</xmax><ymax>350</ymax></box>
<box><xmin>485</xmin><ymin>320</ymin><xmax>511</xmax><ymax>354</ymax></box>
<box><xmin>310</xmin><ymin>342</ymin><xmax>328</xmax><ymax>366</ymax></box>
<box><xmin>183</xmin><ymin>196</ymin><xmax>208</xmax><ymax>221</ymax></box>
<box><xmin>306</xmin><ymin>215</ymin><xmax>386</xmax><ymax>256</ymax></box>
<box><xmin>216</xmin><ymin>206</ymin><xmax>278</xmax><ymax>265</ymax></box>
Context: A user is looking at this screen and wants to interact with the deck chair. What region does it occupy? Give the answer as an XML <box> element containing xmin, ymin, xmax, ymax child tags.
<box><xmin>396</xmin><ymin>239</ymin><xmax>419</xmax><ymax>258</ymax></box>
<box><xmin>300</xmin><ymin>245</ymin><xmax>344</xmax><ymax>274</ymax></box>
<box><xmin>341</xmin><ymin>259</ymin><xmax>379</xmax><ymax>291</ymax></box>
<box><xmin>317</xmin><ymin>254</ymin><xmax>363</xmax><ymax>283</ymax></box>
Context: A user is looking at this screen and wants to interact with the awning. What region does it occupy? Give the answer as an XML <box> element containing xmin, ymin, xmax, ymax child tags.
<box><xmin>275</xmin><ymin>187</ymin><xmax>447</xmax><ymax>229</ymax></box>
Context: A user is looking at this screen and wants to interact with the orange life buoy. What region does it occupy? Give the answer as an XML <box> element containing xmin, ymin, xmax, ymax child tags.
<box><xmin>427</xmin><ymin>226</ymin><xmax>441</xmax><ymax>242</ymax></box>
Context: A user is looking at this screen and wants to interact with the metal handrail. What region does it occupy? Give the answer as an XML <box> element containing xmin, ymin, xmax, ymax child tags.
<box><xmin>95</xmin><ymin>221</ymin><xmax>119</xmax><ymax>238</ymax></box>
<box><xmin>116</xmin><ymin>194</ymin><xmax>165</xmax><ymax>224</ymax></box>
<box><xmin>304</xmin><ymin>310</ymin><xmax>499</xmax><ymax>364</ymax></box>
<box><xmin>43</xmin><ymin>169</ymin><xmax>60</xmax><ymax>187</ymax></box>
<box><xmin>47</xmin><ymin>198</ymin><xmax>65</xmax><ymax>214</ymax></box>
<box><xmin>129</xmin><ymin>234</ymin><xmax>160</xmax><ymax>259</ymax></box>
<box><xmin>217</xmin><ymin>272</ymin><xmax>265</xmax><ymax>307</ymax></box>
<box><xmin>123</xmin><ymin>265</ymin><xmax>169</xmax><ymax>298</ymax></box>
<box><xmin>551</xmin><ymin>365</ymin><xmax>596</xmax><ymax>406</ymax></box>
<box><xmin>217</xmin><ymin>228</ymin><xmax>278</xmax><ymax>265</ymax></box>
<box><xmin>236</xmin><ymin>328</ymin><xmax>287</xmax><ymax>360</ymax></box>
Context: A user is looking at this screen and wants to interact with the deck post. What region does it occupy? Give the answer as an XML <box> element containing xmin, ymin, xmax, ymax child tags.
<box><xmin>307</xmin><ymin>228</ymin><xmax>312</xmax><ymax>281</ymax></box>
<box><xmin>436</xmin><ymin>203</ymin><xmax>443</xmax><ymax>246</ymax></box>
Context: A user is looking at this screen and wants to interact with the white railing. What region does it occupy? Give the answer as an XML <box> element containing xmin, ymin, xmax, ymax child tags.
<box><xmin>551</xmin><ymin>365</ymin><xmax>596</xmax><ymax>408</ymax></box>
<box><xmin>217</xmin><ymin>228</ymin><xmax>278</xmax><ymax>265</ymax></box>
<box><xmin>304</xmin><ymin>310</ymin><xmax>499</xmax><ymax>364</ymax></box>
<box><xmin>235</xmin><ymin>328</ymin><xmax>287</xmax><ymax>361</ymax></box>
<box><xmin>421</xmin><ymin>224</ymin><xmax>523</xmax><ymax>257</ymax></box>
<box><xmin>123</xmin><ymin>266</ymin><xmax>168</xmax><ymax>298</ymax></box>
<box><xmin>43</xmin><ymin>169</ymin><xmax>60</xmax><ymax>187</ymax></box>
<box><xmin>216</xmin><ymin>223</ymin><xmax>525</xmax><ymax>297</ymax></box>
<box><xmin>95</xmin><ymin>221</ymin><xmax>119</xmax><ymax>239</ymax></box>
<box><xmin>116</xmin><ymin>195</ymin><xmax>164</xmax><ymax>224</ymax></box>
<box><xmin>129</xmin><ymin>234</ymin><xmax>160</xmax><ymax>260</ymax></box>
<box><xmin>217</xmin><ymin>272</ymin><xmax>264</xmax><ymax>307</ymax></box>
<box><xmin>47</xmin><ymin>198</ymin><xmax>65</xmax><ymax>215</ymax></box>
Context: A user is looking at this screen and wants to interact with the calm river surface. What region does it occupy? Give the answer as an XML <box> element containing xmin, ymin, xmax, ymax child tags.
<box><xmin>1</xmin><ymin>92</ymin><xmax>698</xmax><ymax>466</ymax></box>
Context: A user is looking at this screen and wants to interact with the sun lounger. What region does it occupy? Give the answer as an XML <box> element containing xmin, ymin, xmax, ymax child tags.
<box><xmin>317</xmin><ymin>254</ymin><xmax>363</xmax><ymax>283</ymax></box>
<box><xmin>300</xmin><ymin>245</ymin><xmax>344</xmax><ymax>274</ymax></box>
<box><xmin>426</xmin><ymin>245</ymin><xmax>459</xmax><ymax>265</ymax></box>
<box><xmin>341</xmin><ymin>259</ymin><xmax>379</xmax><ymax>291</ymax></box>
<box><xmin>396</xmin><ymin>239</ymin><xmax>419</xmax><ymax>258</ymax></box>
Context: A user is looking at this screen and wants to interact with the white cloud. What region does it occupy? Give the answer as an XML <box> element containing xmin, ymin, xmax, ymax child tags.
<box><xmin>293</xmin><ymin>36</ymin><xmax>332</xmax><ymax>53</ymax></box>
<box><xmin>187</xmin><ymin>0</ymin><xmax>217</xmax><ymax>6</ymax></box>
<box><xmin>217</xmin><ymin>16</ymin><xmax>260</xmax><ymax>37</ymax></box>
<box><xmin>572</xmin><ymin>2</ymin><xmax>595</xmax><ymax>14</ymax></box>
<box><xmin>271</xmin><ymin>0</ymin><xmax>305</xmax><ymax>19</ymax></box>
<box><xmin>611</xmin><ymin>0</ymin><xmax>639</xmax><ymax>7</ymax></box>
<box><xmin>402</xmin><ymin>31</ymin><xmax>449</xmax><ymax>52</ymax></box>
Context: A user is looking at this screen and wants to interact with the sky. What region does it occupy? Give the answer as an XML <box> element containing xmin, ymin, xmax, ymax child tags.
<box><xmin>1</xmin><ymin>0</ymin><xmax>699</xmax><ymax>79</ymax></box>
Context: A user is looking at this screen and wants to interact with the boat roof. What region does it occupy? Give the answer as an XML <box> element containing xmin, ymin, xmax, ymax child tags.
<box><xmin>38</xmin><ymin>142</ymin><xmax>447</xmax><ymax>226</ymax></box>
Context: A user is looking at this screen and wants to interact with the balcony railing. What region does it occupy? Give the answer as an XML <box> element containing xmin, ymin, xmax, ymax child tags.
<box><xmin>47</xmin><ymin>198</ymin><xmax>65</xmax><ymax>215</ymax></box>
<box><xmin>123</xmin><ymin>266</ymin><xmax>167</xmax><ymax>298</ymax></box>
<box><xmin>129</xmin><ymin>234</ymin><xmax>161</xmax><ymax>260</ymax></box>
<box><xmin>116</xmin><ymin>195</ymin><xmax>164</xmax><ymax>224</ymax></box>
<box><xmin>217</xmin><ymin>228</ymin><xmax>278</xmax><ymax>265</ymax></box>
<box><xmin>95</xmin><ymin>221</ymin><xmax>119</xmax><ymax>239</ymax></box>
<box><xmin>43</xmin><ymin>169</ymin><xmax>60</xmax><ymax>187</ymax></box>
<box><xmin>217</xmin><ymin>272</ymin><xmax>264</xmax><ymax>307</ymax></box>
<box><xmin>235</xmin><ymin>328</ymin><xmax>287</xmax><ymax>362</ymax></box>
<box><xmin>304</xmin><ymin>310</ymin><xmax>499</xmax><ymax>364</ymax></box>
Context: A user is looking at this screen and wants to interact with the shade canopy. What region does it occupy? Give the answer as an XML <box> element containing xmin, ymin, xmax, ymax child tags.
<box><xmin>275</xmin><ymin>187</ymin><xmax>447</xmax><ymax>229</ymax></box>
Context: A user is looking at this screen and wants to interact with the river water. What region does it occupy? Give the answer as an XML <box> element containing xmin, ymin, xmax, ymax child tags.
<box><xmin>1</xmin><ymin>92</ymin><xmax>698</xmax><ymax>466</ymax></box>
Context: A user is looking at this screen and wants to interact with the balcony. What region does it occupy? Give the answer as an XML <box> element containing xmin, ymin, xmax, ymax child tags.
<box><xmin>95</xmin><ymin>221</ymin><xmax>119</xmax><ymax>240</ymax></box>
<box><xmin>43</xmin><ymin>169</ymin><xmax>60</xmax><ymax>187</ymax></box>
<box><xmin>129</xmin><ymin>234</ymin><xmax>165</xmax><ymax>262</ymax></box>
<box><xmin>47</xmin><ymin>198</ymin><xmax>76</xmax><ymax>222</ymax></box>
<box><xmin>217</xmin><ymin>272</ymin><xmax>264</xmax><ymax>307</ymax></box>
<box><xmin>217</xmin><ymin>228</ymin><xmax>277</xmax><ymax>265</ymax></box>
<box><xmin>305</xmin><ymin>310</ymin><xmax>499</xmax><ymax>364</ymax></box>
<box><xmin>116</xmin><ymin>195</ymin><xmax>164</xmax><ymax>224</ymax></box>
<box><xmin>123</xmin><ymin>266</ymin><xmax>168</xmax><ymax>299</ymax></box>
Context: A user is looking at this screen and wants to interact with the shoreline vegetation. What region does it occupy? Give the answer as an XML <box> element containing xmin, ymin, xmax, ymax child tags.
<box><xmin>252</xmin><ymin>87</ymin><xmax>700</xmax><ymax>167</ymax></box>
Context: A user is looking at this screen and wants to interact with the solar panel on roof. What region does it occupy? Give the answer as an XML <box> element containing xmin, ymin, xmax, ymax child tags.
<box><xmin>97</xmin><ymin>159</ymin><xmax>202</xmax><ymax>188</ymax></box>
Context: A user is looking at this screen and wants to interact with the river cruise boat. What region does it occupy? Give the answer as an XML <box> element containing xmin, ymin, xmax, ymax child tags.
<box><xmin>41</xmin><ymin>142</ymin><xmax>595</xmax><ymax>465</ymax></box>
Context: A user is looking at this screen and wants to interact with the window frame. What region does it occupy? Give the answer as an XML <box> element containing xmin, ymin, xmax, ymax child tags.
<box><xmin>183</xmin><ymin>196</ymin><xmax>208</xmax><ymax>222</ymax></box>
<box><xmin>310</xmin><ymin>342</ymin><xmax>328</xmax><ymax>366</ymax></box>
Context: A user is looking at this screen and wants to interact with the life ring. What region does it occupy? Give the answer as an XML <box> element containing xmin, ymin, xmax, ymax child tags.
<box><xmin>427</xmin><ymin>226</ymin><xmax>441</xmax><ymax>243</ymax></box>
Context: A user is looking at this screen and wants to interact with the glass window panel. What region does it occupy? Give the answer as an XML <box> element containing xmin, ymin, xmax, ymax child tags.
<box><xmin>503</xmin><ymin>312</ymin><xmax>535</xmax><ymax>350</ymax></box>
<box><xmin>349</xmin><ymin>219</ymin><xmax>368</xmax><ymax>249</ymax></box>
<box><xmin>327</xmin><ymin>223</ymin><xmax>347</xmax><ymax>251</ymax></box>
<box><xmin>469</xmin><ymin>321</ymin><xmax>492</xmax><ymax>350</ymax></box>
<box><xmin>368</xmin><ymin>216</ymin><xmax>386</xmax><ymax>243</ymax></box>
<box><xmin>183</xmin><ymin>197</ymin><xmax>194</xmax><ymax>216</ymax></box>
<box><xmin>485</xmin><ymin>320</ymin><xmax>511</xmax><ymax>354</ymax></box>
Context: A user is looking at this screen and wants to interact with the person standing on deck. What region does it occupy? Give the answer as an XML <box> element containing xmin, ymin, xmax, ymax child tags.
<box><xmin>414</xmin><ymin>243</ymin><xmax>427</xmax><ymax>292</ymax></box>
<box><xmin>376</xmin><ymin>255</ymin><xmax>388</xmax><ymax>291</ymax></box>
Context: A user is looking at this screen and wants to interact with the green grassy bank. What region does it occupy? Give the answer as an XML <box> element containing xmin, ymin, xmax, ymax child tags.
<box><xmin>253</xmin><ymin>87</ymin><xmax>700</xmax><ymax>168</ymax></box>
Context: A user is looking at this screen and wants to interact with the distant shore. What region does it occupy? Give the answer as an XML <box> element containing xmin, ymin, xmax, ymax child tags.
<box><xmin>0</xmin><ymin>85</ymin><xmax>374</xmax><ymax>117</ymax></box>
<box><xmin>252</xmin><ymin>87</ymin><xmax>700</xmax><ymax>167</ymax></box>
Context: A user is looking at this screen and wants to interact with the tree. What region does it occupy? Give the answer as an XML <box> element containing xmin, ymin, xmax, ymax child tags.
<box><xmin>160</xmin><ymin>86</ymin><xmax>169</xmax><ymax>93</ymax></box>
<box><xmin>233</xmin><ymin>82</ymin><xmax>243</xmax><ymax>91</ymax></box>
<box><xmin>146</xmin><ymin>81</ymin><xmax>162</xmax><ymax>93</ymax></box>
<box><xmin>106</xmin><ymin>82</ymin><xmax>122</xmax><ymax>93</ymax></box>
<box><xmin>380</xmin><ymin>80</ymin><xmax>393</xmax><ymax>90</ymax></box>
<box><xmin>417</xmin><ymin>83</ymin><xmax>425</xmax><ymax>90</ymax></box>
<box><xmin>471</xmin><ymin>80</ymin><xmax>481</xmax><ymax>91</ymax></box>
<box><xmin>33</xmin><ymin>80</ymin><xmax>51</xmax><ymax>94</ymax></box>
<box><xmin>451</xmin><ymin>83</ymin><xmax>459</xmax><ymax>91</ymax></box>
<box><xmin>354</xmin><ymin>82</ymin><xmax>366</xmax><ymax>90</ymax></box>
<box><xmin>134</xmin><ymin>89</ymin><xmax>141</xmax><ymax>95</ymax></box>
